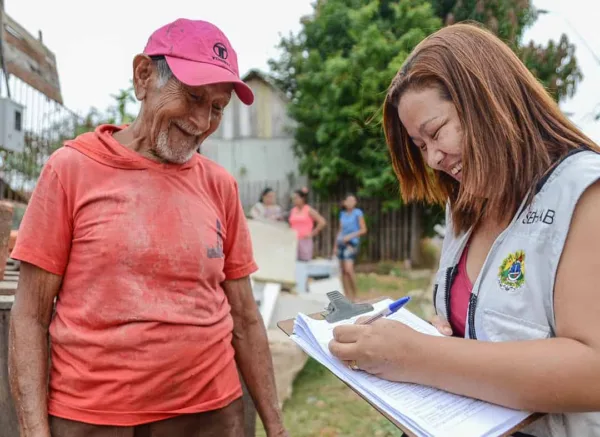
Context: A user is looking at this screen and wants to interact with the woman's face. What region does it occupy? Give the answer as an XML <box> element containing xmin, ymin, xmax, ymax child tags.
<box><xmin>292</xmin><ymin>193</ymin><xmax>304</xmax><ymax>207</ymax></box>
<box><xmin>343</xmin><ymin>195</ymin><xmax>357</xmax><ymax>210</ymax></box>
<box><xmin>262</xmin><ymin>191</ymin><xmax>276</xmax><ymax>205</ymax></box>
<box><xmin>398</xmin><ymin>87</ymin><xmax>464</xmax><ymax>181</ymax></box>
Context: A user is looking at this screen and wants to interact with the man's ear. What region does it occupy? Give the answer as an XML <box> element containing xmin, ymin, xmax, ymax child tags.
<box><xmin>132</xmin><ymin>54</ymin><xmax>154</xmax><ymax>100</ymax></box>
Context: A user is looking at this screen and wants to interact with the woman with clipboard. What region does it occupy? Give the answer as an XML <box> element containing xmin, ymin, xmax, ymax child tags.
<box><xmin>329</xmin><ymin>23</ymin><xmax>600</xmax><ymax>437</ymax></box>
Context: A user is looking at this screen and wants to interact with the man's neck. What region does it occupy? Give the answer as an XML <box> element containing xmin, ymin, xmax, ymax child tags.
<box><xmin>112</xmin><ymin>119</ymin><xmax>163</xmax><ymax>163</ymax></box>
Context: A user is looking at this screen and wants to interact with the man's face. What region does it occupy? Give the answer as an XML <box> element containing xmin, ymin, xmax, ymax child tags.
<box><xmin>143</xmin><ymin>73</ymin><xmax>233</xmax><ymax>164</ymax></box>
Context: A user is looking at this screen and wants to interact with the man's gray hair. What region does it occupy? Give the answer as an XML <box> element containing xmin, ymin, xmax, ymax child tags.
<box><xmin>153</xmin><ymin>57</ymin><xmax>174</xmax><ymax>88</ymax></box>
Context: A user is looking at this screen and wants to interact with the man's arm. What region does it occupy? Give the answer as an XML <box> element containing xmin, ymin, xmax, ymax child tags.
<box><xmin>223</xmin><ymin>276</ymin><xmax>287</xmax><ymax>437</ymax></box>
<box><xmin>9</xmin><ymin>262</ymin><xmax>62</xmax><ymax>437</ymax></box>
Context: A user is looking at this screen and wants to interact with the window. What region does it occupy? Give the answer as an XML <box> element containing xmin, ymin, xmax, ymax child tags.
<box><xmin>15</xmin><ymin>110</ymin><xmax>22</xmax><ymax>132</ymax></box>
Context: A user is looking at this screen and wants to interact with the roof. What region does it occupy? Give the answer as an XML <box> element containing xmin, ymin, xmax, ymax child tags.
<box><xmin>3</xmin><ymin>13</ymin><xmax>63</xmax><ymax>103</ymax></box>
<box><xmin>241</xmin><ymin>69</ymin><xmax>289</xmax><ymax>102</ymax></box>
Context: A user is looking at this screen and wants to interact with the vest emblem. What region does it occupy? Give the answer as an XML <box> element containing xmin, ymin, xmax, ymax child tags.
<box><xmin>498</xmin><ymin>250</ymin><xmax>526</xmax><ymax>291</ymax></box>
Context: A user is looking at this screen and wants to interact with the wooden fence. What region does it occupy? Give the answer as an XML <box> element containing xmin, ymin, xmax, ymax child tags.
<box><xmin>310</xmin><ymin>198</ymin><xmax>422</xmax><ymax>264</ymax></box>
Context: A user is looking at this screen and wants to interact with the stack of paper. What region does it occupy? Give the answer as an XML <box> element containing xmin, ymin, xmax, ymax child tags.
<box><xmin>291</xmin><ymin>299</ymin><xmax>532</xmax><ymax>437</ymax></box>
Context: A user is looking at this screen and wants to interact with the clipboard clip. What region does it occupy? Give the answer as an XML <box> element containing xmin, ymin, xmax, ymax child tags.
<box><xmin>323</xmin><ymin>291</ymin><xmax>374</xmax><ymax>323</ymax></box>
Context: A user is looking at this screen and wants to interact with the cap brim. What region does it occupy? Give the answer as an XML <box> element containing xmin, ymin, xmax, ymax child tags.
<box><xmin>165</xmin><ymin>56</ymin><xmax>254</xmax><ymax>105</ymax></box>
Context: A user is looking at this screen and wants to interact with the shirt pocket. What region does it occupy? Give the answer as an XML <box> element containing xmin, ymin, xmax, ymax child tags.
<box><xmin>482</xmin><ymin>308</ymin><xmax>551</xmax><ymax>342</ymax></box>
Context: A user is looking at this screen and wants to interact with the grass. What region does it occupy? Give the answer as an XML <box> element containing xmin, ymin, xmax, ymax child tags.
<box><xmin>257</xmin><ymin>358</ymin><xmax>403</xmax><ymax>437</ymax></box>
<box><xmin>256</xmin><ymin>268</ymin><xmax>433</xmax><ymax>437</ymax></box>
<box><xmin>355</xmin><ymin>269</ymin><xmax>435</xmax><ymax>321</ymax></box>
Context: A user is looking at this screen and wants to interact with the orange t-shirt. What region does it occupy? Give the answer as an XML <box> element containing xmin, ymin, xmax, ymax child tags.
<box><xmin>11</xmin><ymin>124</ymin><xmax>258</xmax><ymax>426</ymax></box>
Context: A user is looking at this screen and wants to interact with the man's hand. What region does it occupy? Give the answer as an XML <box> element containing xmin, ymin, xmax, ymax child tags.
<box><xmin>265</xmin><ymin>424</ymin><xmax>289</xmax><ymax>437</ymax></box>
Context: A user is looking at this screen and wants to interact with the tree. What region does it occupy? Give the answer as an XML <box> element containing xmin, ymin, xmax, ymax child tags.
<box><xmin>269</xmin><ymin>0</ymin><xmax>441</xmax><ymax>200</ymax></box>
<box><xmin>430</xmin><ymin>0</ymin><xmax>581</xmax><ymax>102</ymax></box>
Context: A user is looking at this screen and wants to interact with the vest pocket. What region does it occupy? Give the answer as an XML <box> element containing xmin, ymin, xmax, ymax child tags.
<box><xmin>482</xmin><ymin>308</ymin><xmax>551</xmax><ymax>342</ymax></box>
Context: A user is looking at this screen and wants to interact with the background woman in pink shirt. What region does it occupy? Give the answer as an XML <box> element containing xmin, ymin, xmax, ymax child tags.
<box><xmin>288</xmin><ymin>188</ymin><xmax>326</xmax><ymax>261</ymax></box>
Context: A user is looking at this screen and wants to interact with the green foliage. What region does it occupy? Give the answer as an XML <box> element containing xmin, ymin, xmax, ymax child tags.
<box><xmin>108</xmin><ymin>82</ymin><xmax>137</xmax><ymax>125</ymax></box>
<box><xmin>269</xmin><ymin>0</ymin><xmax>441</xmax><ymax>199</ymax></box>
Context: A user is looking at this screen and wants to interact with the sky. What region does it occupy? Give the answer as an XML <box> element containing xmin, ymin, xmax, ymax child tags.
<box><xmin>6</xmin><ymin>0</ymin><xmax>600</xmax><ymax>142</ymax></box>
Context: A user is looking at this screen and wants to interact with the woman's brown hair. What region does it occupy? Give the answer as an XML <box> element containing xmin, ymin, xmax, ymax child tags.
<box><xmin>384</xmin><ymin>22</ymin><xmax>599</xmax><ymax>233</ymax></box>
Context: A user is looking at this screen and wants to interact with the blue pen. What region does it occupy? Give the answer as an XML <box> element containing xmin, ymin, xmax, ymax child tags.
<box><xmin>357</xmin><ymin>296</ymin><xmax>411</xmax><ymax>325</ymax></box>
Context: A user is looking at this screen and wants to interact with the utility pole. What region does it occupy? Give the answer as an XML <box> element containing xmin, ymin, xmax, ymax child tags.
<box><xmin>0</xmin><ymin>0</ymin><xmax>10</xmax><ymax>98</ymax></box>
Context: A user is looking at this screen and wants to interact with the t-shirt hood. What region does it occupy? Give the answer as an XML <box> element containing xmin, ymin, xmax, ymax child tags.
<box><xmin>64</xmin><ymin>124</ymin><xmax>199</xmax><ymax>171</ymax></box>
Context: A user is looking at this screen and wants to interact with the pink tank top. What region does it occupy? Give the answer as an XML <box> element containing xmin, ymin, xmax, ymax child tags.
<box><xmin>289</xmin><ymin>205</ymin><xmax>314</xmax><ymax>239</ymax></box>
<box><xmin>449</xmin><ymin>245</ymin><xmax>473</xmax><ymax>338</ymax></box>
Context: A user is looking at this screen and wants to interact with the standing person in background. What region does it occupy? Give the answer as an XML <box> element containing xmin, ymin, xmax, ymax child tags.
<box><xmin>250</xmin><ymin>187</ymin><xmax>284</xmax><ymax>222</ymax></box>
<box><xmin>333</xmin><ymin>193</ymin><xmax>367</xmax><ymax>301</ymax></box>
<box><xmin>289</xmin><ymin>188</ymin><xmax>326</xmax><ymax>261</ymax></box>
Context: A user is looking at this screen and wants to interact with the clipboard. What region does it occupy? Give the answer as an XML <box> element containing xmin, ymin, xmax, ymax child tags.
<box><xmin>277</xmin><ymin>294</ymin><xmax>543</xmax><ymax>437</ymax></box>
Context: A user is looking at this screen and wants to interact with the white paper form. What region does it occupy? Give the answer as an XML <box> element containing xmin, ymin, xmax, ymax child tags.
<box><xmin>291</xmin><ymin>300</ymin><xmax>532</xmax><ymax>437</ymax></box>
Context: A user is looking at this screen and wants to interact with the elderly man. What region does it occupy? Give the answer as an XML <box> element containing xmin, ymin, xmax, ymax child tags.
<box><xmin>9</xmin><ymin>19</ymin><xmax>287</xmax><ymax>437</ymax></box>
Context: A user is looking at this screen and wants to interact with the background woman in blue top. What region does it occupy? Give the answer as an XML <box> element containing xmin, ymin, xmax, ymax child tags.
<box><xmin>333</xmin><ymin>193</ymin><xmax>367</xmax><ymax>300</ymax></box>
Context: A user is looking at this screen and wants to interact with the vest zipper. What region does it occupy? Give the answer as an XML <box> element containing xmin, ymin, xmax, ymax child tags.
<box><xmin>443</xmin><ymin>265</ymin><xmax>458</xmax><ymax>322</ymax></box>
<box><xmin>467</xmin><ymin>293</ymin><xmax>478</xmax><ymax>339</ymax></box>
<box><xmin>432</xmin><ymin>284</ymin><xmax>439</xmax><ymax>315</ymax></box>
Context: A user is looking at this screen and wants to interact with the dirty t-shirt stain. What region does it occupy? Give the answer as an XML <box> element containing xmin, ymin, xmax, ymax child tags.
<box><xmin>12</xmin><ymin>124</ymin><xmax>258</xmax><ymax>426</ymax></box>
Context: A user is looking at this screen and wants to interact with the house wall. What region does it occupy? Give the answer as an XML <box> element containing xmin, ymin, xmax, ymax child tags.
<box><xmin>4</xmin><ymin>13</ymin><xmax>63</xmax><ymax>104</ymax></box>
<box><xmin>211</xmin><ymin>76</ymin><xmax>293</xmax><ymax>140</ymax></box>
<box><xmin>201</xmin><ymin>137</ymin><xmax>306</xmax><ymax>209</ymax></box>
<box><xmin>202</xmin><ymin>73</ymin><xmax>304</xmax><ymax>209</ymax></box>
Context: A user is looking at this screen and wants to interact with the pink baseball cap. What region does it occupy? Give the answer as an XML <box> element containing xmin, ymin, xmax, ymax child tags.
<box><xmin>143</xmin><ymin>18</ymin><xmax>254</xmax><ymax>105</ymax></box>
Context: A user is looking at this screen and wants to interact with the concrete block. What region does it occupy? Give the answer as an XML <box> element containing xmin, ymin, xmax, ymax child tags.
<box><xmin>308</xmin><ymin>276</ymin><xmax>343</xmax><ymax>296</ymax></box>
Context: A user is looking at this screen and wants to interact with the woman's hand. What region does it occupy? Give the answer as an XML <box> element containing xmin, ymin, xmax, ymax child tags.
<box><xmin>328</xmin><ymin>318</ymin><xmax>423</xmax><ymax>382</ymax></box>
<box><xmin>430</xmin><ymin>315</ymin><xmax>453</xmax><ymax>336</ymax></box>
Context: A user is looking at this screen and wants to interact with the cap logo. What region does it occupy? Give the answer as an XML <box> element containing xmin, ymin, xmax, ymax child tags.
<box><xmin>213</xmin><ymin>43</ymin><xmax>229</xmax><ymax>60</ymax></box>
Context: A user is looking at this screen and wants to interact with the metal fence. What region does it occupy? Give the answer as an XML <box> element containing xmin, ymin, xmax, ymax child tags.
<box><xmin>310</xmin><ymin>198</ymin><xmax>421</xmax><ymax>263</ymax></box>
<box><xmin>0</xmin><ymin>72</ymin><xmax>82</xmax><ymax>201</ymax></box>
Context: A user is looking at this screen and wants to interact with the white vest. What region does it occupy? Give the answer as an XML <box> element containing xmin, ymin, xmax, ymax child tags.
<box><xmin>433</xmin><ymin>149</ymin><xmax>600</xmax><ymax>437</ymax></box>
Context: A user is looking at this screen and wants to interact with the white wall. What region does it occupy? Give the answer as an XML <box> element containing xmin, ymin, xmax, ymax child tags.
<box><xmin>201</xmin><ymin>137</ymin><xmax>307</xmax><ymax>209</ymax></box>
<box><xmin>201</xmin><ymin>138</ymin><xmax>296</xmax><ymax>181</ymax></box>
